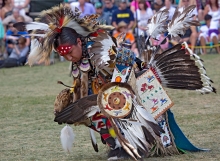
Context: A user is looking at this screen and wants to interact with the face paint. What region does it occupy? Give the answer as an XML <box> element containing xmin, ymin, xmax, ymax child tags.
<box><xmin>56</xmin><ymin>38</ymin><xmax>83</xmax><ymax>62</ymax></box>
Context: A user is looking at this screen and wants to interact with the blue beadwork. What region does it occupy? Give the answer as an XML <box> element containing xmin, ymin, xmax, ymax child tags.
<box><xmin>116</xmin><ymin>47</ymin><xmax>136</xmax><ymax>66</ymax></box>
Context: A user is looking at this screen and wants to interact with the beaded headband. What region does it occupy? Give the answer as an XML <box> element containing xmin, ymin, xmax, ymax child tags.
<box><xmin>56</xmin><ymin>45</ymin><xmax>73</xmax><ymax>56</ymax></box>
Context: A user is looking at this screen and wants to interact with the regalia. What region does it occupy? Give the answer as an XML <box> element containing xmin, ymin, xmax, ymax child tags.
<box><xmin>15</xmin><ymin>4</ymin><xmax>216</xmax><ymax>161</ymax></box>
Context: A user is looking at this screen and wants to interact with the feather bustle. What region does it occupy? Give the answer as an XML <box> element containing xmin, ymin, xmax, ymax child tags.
<box><xmin>154</xmin><ymin>44</ymin><xmax>182</xmax><ymax>62</ymax></box>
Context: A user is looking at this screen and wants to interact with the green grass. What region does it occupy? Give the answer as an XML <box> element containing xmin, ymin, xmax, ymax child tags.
<box><xmin>0</xmin><ymin>55</ymin><xmax>220</xmax><ymax>161</ymax></box>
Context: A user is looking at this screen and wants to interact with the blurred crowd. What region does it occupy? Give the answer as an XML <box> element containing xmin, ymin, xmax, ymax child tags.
<box><xmin>0</xmin><ymin>0</ymin><xmax>220</xmax><ymax>68</ymax></box>
<box><xmin>0</xmin><ymin>0</ymin><xmax>32</xmax><ymax>68</ymax></box>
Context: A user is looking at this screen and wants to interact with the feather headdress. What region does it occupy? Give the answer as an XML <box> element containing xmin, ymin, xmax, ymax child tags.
<box><xmin>16</xmin><ymin>3</ymin><xmax>114</xmax><ymax>66</ymax></box>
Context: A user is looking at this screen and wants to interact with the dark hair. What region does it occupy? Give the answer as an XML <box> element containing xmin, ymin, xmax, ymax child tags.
<box><xmin>18</xmin><ymin>36</ymin><xmax>27</xmax><ymax>45</ymax></box>
<box><xmin>204</xmin><ymin>14</ymin><xmax>212</xmax><ymax>21</ymax></box>
<box><xmin>2</xmin><ymin>0</ymin><xmax>6</xmax><ymax>7</ymax></box>
<box><xmin>7</xmin><ymin>21</ymin><xmax>15</xmax><ymax>27</ymax></box>
<box><xmin>208</xmin><ymin>0</ymin><xmax>219</xmax><ymax>9</ymax></box>
<box><xmin>54</xmin><ymin>27</ymin><xmax>82</xmax><ymax>49</ymax></box>
<box><xmin>138</xmin><ymin>0</ymin><xmax>147</xmax><ymax>10</ymax></box>
<box><xmin>6</xmin><ymin>21</ymin><xmax>15</xmax><ymax>29</ymax></box>
<box><xmin>8</xmin><ymin>21</ymin><xmax>15</xmax><ymax>24</ymax></box>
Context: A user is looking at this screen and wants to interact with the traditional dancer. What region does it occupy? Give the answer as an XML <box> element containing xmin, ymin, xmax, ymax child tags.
<box><xmin>16</xmin><ymin>4</ymin><xmax>216</xmax><ymax>161</ymax></box>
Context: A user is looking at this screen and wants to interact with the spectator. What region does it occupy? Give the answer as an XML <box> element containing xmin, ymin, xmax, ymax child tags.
<box><xmin>199</xmin><ymin>14</ymin><xmax>220</xmax><ymax>54</ymax></box>
<box><xmin>112</xmin><ymin>0</ymin><xmax>134</xmax><ymax>31</ymax></box>
<box><xmin>178</xmin><ymin>0</ymin><xmax>198</xmax><ymax>14</ymax></box>
<box><xmin>12</xmin><ymin>0</ymin><xmax>30</xmax><ymax>16</ymax></box>
<box><xmin>70</xmin><ymin>0</ymin><xmax>96</xmax><ymax>17</ymax></box>
<box><xmin>134</xmin><ymin>0</ymin><xmax>153</xmax><ymax>36</ymax></box>
<box><xmin>3</xmin><ymin>14</ymin><xmax>30</xmax><ymax>57</ymax></box>
<box><xmin>204</xmin><ymin>0</ymin><xmax>220</xmax><ymax>16</ymax></box>
<box><xmin>15</xmin><ymin>15</ymin><xmax>30</xmax><ymax>47</ymax></box>
<box><xmin>203</xmin><ymin>0</ymin><xmax>220</xmax><ymax>28</ymax></box>
<box><xmin>151</xmin><ymin>34</ymin><xmax>169</xmax><ymax>51</ymax></box>
<box><xmin>5</xmin><ymin>21</ymin><xmax>16</xmax><ymax>56</ymax></box>
<box><xmin>103</xmin><ymin>0</ymin><xmax>118</xmax><ymax>23</ymax></box>
<box><xmin>1</xmin><ymin>0</ymin><xmax>13</xmax><ymax>19</ymax></box>
<box><xmin>0</xmin><ymin>36</ymin><xmax>29</xmax><ymax>68</ymax></box>
<box><xmin>178</xmin><ymin>0</ymin><xmax>198</xmax><ymax>52</ymax></box>
<box><xmin>5</xmin><ymin>16</ymin><xmax>30</xmax><ymax>56</ymax></box>
<box><xmin>130</xmin><ymin>0</ymin><xmax>151</xmax><ymax>14</ymax></box>
<box><xmin>196</xmin><ymin>0</ymin><xmax>204</xmax><ymax>21</ymax></box>
<box><xmin>2</xmin><ymin>7</ymin><xmax>32</xmax><ymax>27</ymax></box>
<box><xmin>95</xmin><ymin>2</ymin><xmax>111</xmax><ymax>25</ymax></box>
<box><xmin>153</xmin><ymin>0</ymin><xmax>164</xmax><ymax>13</ymax></box>
<box><xmin>160</xmin><ymin>0</ymin><xmax>176</xmax><ymax>21</ymax></box>
<box><xmin>113</xmin><ymin>21</ymin><xmax>139</xmax><ymax>56</ymax></box>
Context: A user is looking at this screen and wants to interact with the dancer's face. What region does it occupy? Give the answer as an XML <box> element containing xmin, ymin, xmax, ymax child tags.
<box><xmin>62</xmin><ymin>38</ymin><xmax>83</xmax><ymax>63</ymax></box>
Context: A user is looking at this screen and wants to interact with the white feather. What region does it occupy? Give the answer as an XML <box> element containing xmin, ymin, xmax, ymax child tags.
<box><xmin>201</xmin><ymin>74</ymin><xmax>211</xmax><ymax>81</ymax></box>
<box><xmin>132</xmin><ymin>98</ymin><xmax>155</xmax><ymax>123</ymax></box>
<box><xmin>201</xmin><ymin>87</ymin><xmax>212</xmax><ymax>93</ymax></box>
<box><xmin>203</xmin><ymin>86</ymin><xmax>213</xmax><ymax>91</ymax></box>
<box><xmin>135</xmin><ymin>112</ymin><xmax>158</xmax><ymax>139</ymax></box>
<box><xmin>90</xmin><ymin>32</ymin><xmax>115</xmax><ymax>68</ymax></box>
<box><xmin>85</xmin><ymin>106</ymin><xmax>100</xmax><ymax>118</ymax></box>
<box><xmin>60</xmin><ymin>125</ymin><xmax>75</xmax><ymax>153</ymax></box>
<box><xmin>127</xmin><ymin>121</ymin><xmax>148</xmax><ymax>141</ymax></box>
<box><xmin>65</xmin><ymin>21</ymin><xmax>91</xmax><ymax>36</ymax></box>
<box><xmin>191</xmin><ymin>53</ymin><xmax>201</xmax><ymax>60</ymax></box>
<box><xmin>28</xmin><ymin>39</ymin><xmax>42</xmax><ymax>66</ymax></box>
<box><xmin>168</xmin><ymin>6</ymin><xmax>197</xmax><ymax>38</ymax></box>
<box><xmin>135</xmin><ymin>104</ymin><xmax>157</xmax><ymax>124</ymax></box>
<box><xmin>147</xmin><ymin>9</ymin><xmax>169</xmax><ymax>38</ymax></box>
<box><xmin>28</xmin><ymin>34</ymin><xmax>46</xmax><ymax>37</ymax></box>
<box><xmin>126</xmin><ymin>125</ymin><xmax>145</xmax><ymax>151</ymax></box>
<box><xmin>89</xmin><ymin>129</ymin><xmax>97</xmax><ymax>147</ymax></box>
<box><xmin>17</xmin><ymin>34</ymin><xmax>45</xmax><ymax>37</ymax></box>
<box><xmin>195</xmin><ymin>60</ymin><xmax>204</xmax><ymax>67</ymax></box>
<box><xmin>117</xmin><ymin>122</ymin><xmax>137</xmax><ymax>149</ymax></box>
<box><xmin>115</xmin><ymin>138</ymin><xmax>121</xmax><ymax>149</ymax></box>
<box><xmin>201</xmin><ymin>88</ymin><xmax>211</xmax><ymax>93</ymax></box>
<box><xmin>204</xmin><ymin>82</ymin><xmax>211</xmax><ymax>87</ymax></box>
<box><xmin>126</xmin><ymin>121</ymin><xmax>150</xmax><ymax>150</ymax></box>
<box><xmin>26</xmin><ymin>22</ymin><xmax>49</xmax><ymax>31</ymax></box>
<box><xmin>200</xmin><ymin>68</ymin><xmax>206</xmax><ymax>74</ymax></box>
<box><xmin>202</xmin><ymin>78</ymin><xmax>212</xmax><ymax>85</ymax></box>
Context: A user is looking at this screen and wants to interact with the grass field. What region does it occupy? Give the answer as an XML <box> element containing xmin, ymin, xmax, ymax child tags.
<box><xmin>0</xmin><ymin>54</ymin><xmax>220</xmax><ymax>161</ymax></box>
